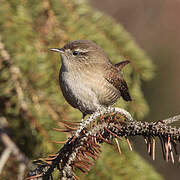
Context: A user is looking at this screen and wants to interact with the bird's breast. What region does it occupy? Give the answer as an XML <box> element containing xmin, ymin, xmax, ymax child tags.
<box><xmin>59</xmin><ymin>65</ymin><xmax>120</xmax><ymax>113</ymax></box>
<box><xmin>59</xmin><ymin>67</ymin><xmax>101</xmax><ymax>113</ymax></box>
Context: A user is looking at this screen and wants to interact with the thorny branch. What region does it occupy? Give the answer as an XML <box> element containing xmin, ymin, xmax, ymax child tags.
<box><xmin>25</xmin><ymin>108</ymin><xmax>180</xmax><ymax>180</ymax></box>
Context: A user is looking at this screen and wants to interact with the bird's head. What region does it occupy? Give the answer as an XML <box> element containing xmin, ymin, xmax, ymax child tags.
<box><xmin>50</xmin><ymin>40</ymin><xmax>110</xmax><ymax>68</ymax></box>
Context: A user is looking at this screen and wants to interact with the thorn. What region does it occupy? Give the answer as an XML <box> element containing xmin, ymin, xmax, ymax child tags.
<box><xmin>147</xmin><ymin>141</ymin><xmax>151</xmax><ymax>154</ymax></box>
<box><xmin>59</xmin><ymin>120</ymin><xmax>79</xmax><ymax>126</ymax></box>
<box><xmin>75</xmin><ymin>157</ymin><xmax>94</xmax><ymax>166</ymax></box>
<box><xmin>74</xmin><ymin>160</ymin><xmax>91</xmax><ymax>169</ymax></box>
<box><xmin>165</xmin><ymin>136</ymin><xmax>170</xmax><ymax>162</ymax></box>
<box><xmin>94</xmin><ymin>136</ymin><xmax>98</xmax><ymax>145</ymax></box>
<box><xmin>73</xmin><ymin>163</ymin><xmax>86</xmax><ymax>173</ymax></box>
<box><xmin>86</xmin><ymin>137</ymin><xmax>95</xmax><ymax>145</ymax></box>
<box><xmin>171</xmin><ymin>140</ymin><xmax>178</xmax><ymax>155</ymax></box>
<box><xmin>169</xmin><ymin>142</ymin><xmax>174</xmax><ymax>163</ymax></box>
<box><xmin>159</xmin><ymin>135</ymin><xmax>166</xmax><ymax>160</ymax></box>
<box><xmin>167</xmin><ymin>136</ymin><xmax>170</xmax><ymax>148</ymax></box>
<box><xmin>144</xmin><ymin>138</ymin><xmax>147</xmax><ymax>145</ymax></box>
<box><xmin>80</xmin><ymin>146</ymin><xmax>99</xmax><ymax>160</ymax></box>
<box><xmin>114</xmin><ymin>124</ymin><xmax>125</xmax><ymax>131</ymax></box>
<box><xmin>52</xmin><ymin>140</ymin><xmax>67</xmax><ymax>144</ymax></box>
<box><xmin>126</xmin><ymin>138</ymin><xmax>132</xmax><ymax>151</ymax></box>
<box><xmin>74</xmin><ymin>174</ymin><xmax>81</xmax><ymax>180</ymax></box>
<box><xmin>73</xmin><ymin>162</ymin><xmax>90</xmax><ymax>172</ymax></box>
<box><xmin>147</xmin><ymin>136</ymin><xmax>153</xmax><ymax>156</ymax></box>
<box><xmin>92</xmin><ymin>136</ymin><xmax>101</xmax><ymax>149</ymax></box>
<box><xmin>52</xmin><ymin>127</ymin><xmax>72</xmax><ymax>132</ymax></box>
<box><xmin>36</xmin><ymin>158</ymin><xmax>51</xmax><ymax>165</ymax></box>
<box><xmin>92</xmin><ymin>145</ymin><xmax>102</xmax><ymax>154</ymax></box>
<box><xmin>24</xmin><ymin>174</ymin><xmax>43</xmax><ymax>180</ymax></box>
<box><xmin>78</xmin><ymin>150</ymin><xmax>88</xmax><ymax>160</ymax></box>
<box><xmin>82</xmin><ymin>150</ymin><xmax>98</xmax><ymax>160</ymax></box>
<box><xmin>115</xmin><ymin>138</ymin><xmax>122</xmax><ymax>155</ymax></box>
<box><xmin>42</xmin><ymin>160</ymin><xmax>52</xmax><ymax>165</ymax></box>
<box><xmin>104</xmin><ymin>127</ymin><xmax>122</xmax><ymax>140</ymax></box>
<box><xmin>47</xmin><ymin>154</ymin><xmax>57</xmax><ymax>157</ymax></box>
<box><xmin>46</xmin><ymin>156</ymin><xmax>56</xmax><ymax>161</ymax></box>
<box><xmin>144</xmin><ymin>137</ymin><xmax>149</xmax><ymax>153</ymax></box>
<box><xmin>165</xmin><ymin>141</ymin><xmax>169</xmax><ymax>162</ymax></box>
<box><xmin>88</xmin><ymin>148</ymin><xmax>99</xmax><ymax>157</ymax></box>
<box><xmin>63</xmin><ymin>124</ymin><xmax>77</xmax><ymax>130</ymax></box>
<box><xmin>89</xmin><ymin>143</ymin><xmax>101</xmax><ymax>154</ymax></box>
<box><xmin>152</xmin><ymin>138</ymin><xmax>155</xmax><ymax>160</ymax></box>
<box><xmin>98</xmin><ymin>133</ymin><xmax>113</xmax><ymax>145</ymax></box>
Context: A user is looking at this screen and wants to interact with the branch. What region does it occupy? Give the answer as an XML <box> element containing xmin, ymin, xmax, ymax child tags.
<box><xmin>25</xmin><ymin>108</ymin><xmax>180</xmax><ymax>180</ymax></box>
<box><xmin>0</xmin><ymin>117</ymin><xmax>31</xmax><ymax>179</ymax></box>
<box><xmin>0</xmin><ymin>147</ymin><xmax>11</xmax><ymax>174</ymax></box>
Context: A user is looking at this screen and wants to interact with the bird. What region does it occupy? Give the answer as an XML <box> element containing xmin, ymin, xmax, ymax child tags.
<box><xmin>50</xmin><ymin>40</ymin><xmax>132</xmax><ymax>119</ymax></box>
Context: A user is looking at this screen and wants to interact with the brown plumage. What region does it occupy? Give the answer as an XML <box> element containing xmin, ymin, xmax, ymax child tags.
<box><xmin>50</xmin><ymin>40</ymin><xmax>132</xmax><ymax>118</ymax></box>
<box><xmin>105</xmin><ymin>61</ymin><xmax>132</xmax><ymax>102</ymax></box>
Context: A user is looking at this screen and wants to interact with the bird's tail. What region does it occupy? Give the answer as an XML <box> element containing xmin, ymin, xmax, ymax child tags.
<box><xmin>115</xmin><ymin>60</ymin><xmax>130</xmax><ymax>71</ymax></box>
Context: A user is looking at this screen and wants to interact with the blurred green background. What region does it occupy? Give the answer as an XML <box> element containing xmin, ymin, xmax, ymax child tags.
<box><xmin>0</xmin><ymin>0</ymin><xmax>179</xmax><ymax>179</ymax></box>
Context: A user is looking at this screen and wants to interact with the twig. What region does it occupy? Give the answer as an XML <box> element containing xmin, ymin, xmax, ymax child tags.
<box><xmin>18</xmin><ymin>163</ymin><xmax>26</xmax><ymax>180</ymax></box>
<box><xmin>115</xmin><ymin>138</ymin><xmax>121</xmax><ymax>155</ymax></box>
<box><xmin>25</xmin><ymin>109</ymin><xmax>180</xmax><ymax>180</ymax></box>
<box><xmin>161</xmin><ymin>114</ymin><xmax>180</xmax><ymax>124</ymax></box>
<box><xmin>0</xmin><ymin>147</ymin><xmax>12</xmax><ymax>174</ymax></box>
<box><xmin>0</xmin><ymin>128</ymin><xmax>30</xmax><ymax>164</ymax></box>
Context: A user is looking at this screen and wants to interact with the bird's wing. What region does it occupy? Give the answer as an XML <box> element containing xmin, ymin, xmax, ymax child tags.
<box><xmin>104</xmin><ymin>65</ymin><xmax>132</xmax><ymax>102</ymax></box>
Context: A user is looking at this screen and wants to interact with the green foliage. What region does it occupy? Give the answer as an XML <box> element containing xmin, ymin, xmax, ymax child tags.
<box><xmin>0</xmin><ymin>0</ymin><xmax>161</xmax><ymax>179</ymax></box>
<box><xmin>83</xmin><ymin>144</ymin><xmax>162</xmax><ymax>180</ymax></box>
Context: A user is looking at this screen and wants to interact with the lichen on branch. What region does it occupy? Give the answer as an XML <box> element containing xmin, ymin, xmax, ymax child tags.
<box><xmin>26</xmin><ymin>108</ymin><xmax>180</xmax><ymax>180</ymax></box>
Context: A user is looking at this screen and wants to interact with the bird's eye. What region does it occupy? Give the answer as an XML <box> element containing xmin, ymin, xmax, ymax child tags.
<box><xmin>73</xmin><ymin>51</ymin><xmax>79</xmax><ymax>56</ymax></box>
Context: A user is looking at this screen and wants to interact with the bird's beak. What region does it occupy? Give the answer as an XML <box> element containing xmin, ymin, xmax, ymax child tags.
<box><xmin>49</xmin><ymin>48</ymin><xmax>64</xmax><ymax>53</ymax></box>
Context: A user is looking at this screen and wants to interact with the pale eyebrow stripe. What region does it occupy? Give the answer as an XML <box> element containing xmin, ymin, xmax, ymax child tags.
<box><xmin>74</xmin><ymin>48</ymin><xmax>89</xmax><ymax>53</ymax></box>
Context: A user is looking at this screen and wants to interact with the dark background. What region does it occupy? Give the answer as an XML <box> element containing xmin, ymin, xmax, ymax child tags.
<box><xmin>90</xmin><ymin>0</ymin><xmax>180</xmax><ymax>179</ymax></box>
